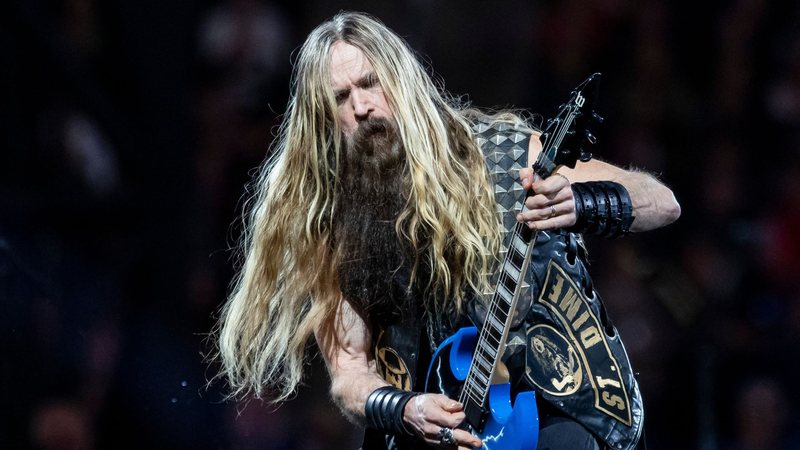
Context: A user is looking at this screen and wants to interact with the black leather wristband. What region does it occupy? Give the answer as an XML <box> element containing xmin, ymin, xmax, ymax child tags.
<box><xmin>569</xmin><ymin>181</ymin><xmax>635</xmax><ymax>238</ymax></box>
<box><xmin>607</xmin><ymin>181</ymin><xmax>635</xmax><ymax>238</ymax></box>
<box><xmin>364</xmin><ymin>386</ymin><xmax>418</xmax><ymax>436</ymax></box>
<box><xmin>604</xmin><ymin>184</ymin><xmax>621</xmax><ymax>238</ymax></box>
<box><xmin>589</xmin><ymin>182</ymin><xmax>610</xmax><ymax>235</ymax></box>
<box><xmin>572</xmin><ymin>183</ymin><xmax>595</xmax><ymax>232</ymax></box>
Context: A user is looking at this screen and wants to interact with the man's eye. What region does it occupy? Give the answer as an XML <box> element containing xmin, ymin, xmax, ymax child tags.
<box><xmin>335</xmin><ymin>91</ymin><xmax>348</xmax><ymax>104</ymax></box>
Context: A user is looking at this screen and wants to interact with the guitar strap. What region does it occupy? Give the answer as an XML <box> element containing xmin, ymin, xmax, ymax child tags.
<box><xmin>467</xmin><ymin>119</ymin><xmax>536</xmax><ymax>329</ymax></box>
<box><xmin>471</xmin><ymin>119</ymin><xmax>645</xmax><ymax>450</ymax></box>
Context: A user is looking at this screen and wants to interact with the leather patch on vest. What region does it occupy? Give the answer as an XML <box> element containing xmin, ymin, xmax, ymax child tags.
<box><xmin>525</xmin><ymin>324</ymin><xmax>583</xmax><ymax>396</ymax></box>
<box><xmin>526</xmin><ymin>261</ymin><xmax>633</xmax><ymax>426</ymax></box>
<box><xmin>374</xmin><ymin>330</ymin><xmax>412</xmax><ymax>391</ymax></box>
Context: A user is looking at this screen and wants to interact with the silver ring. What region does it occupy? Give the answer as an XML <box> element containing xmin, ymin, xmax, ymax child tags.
<box><xmin>438</xmin><ymin>427</ymin><xmax>456</xmax><ymax>446</ymax></box>
<box><xmin>549</xmin><ymin>205</ymin><xmax>557</xmax><ymax>218</ymax></box>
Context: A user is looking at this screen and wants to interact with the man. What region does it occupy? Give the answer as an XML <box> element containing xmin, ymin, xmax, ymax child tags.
<box><xmin>216</xmin><ymin>11</ymin><xmax>680</xmax><ymax>450</ymax></box>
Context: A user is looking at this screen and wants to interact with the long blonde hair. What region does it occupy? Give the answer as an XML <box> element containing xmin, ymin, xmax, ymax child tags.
<box><xmin>216</xmin><ymin>11</ymin><xmax>527</xmax><ymax>401</ymax></box>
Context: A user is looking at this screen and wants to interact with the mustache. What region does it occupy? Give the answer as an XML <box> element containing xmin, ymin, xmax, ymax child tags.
<box><xmin>352</xmin><ymin>117</ymin><xmax>392</xmax><ymax>140</ymax></box>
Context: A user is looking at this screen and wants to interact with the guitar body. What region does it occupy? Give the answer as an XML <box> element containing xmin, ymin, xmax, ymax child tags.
<box><xmin>425</xmin><ymin>326</ymin><xmax>539</xmax><ymax>450</ymax></box>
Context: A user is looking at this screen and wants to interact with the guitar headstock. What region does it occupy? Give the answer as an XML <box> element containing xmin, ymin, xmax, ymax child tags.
<box><xmin>534</xmin><ymin>73</ymin><xmax>603</xmax><ymax>178</ymax></box>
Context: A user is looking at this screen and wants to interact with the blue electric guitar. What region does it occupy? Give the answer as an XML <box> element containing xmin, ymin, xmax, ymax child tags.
<box><xmin>424</xmin><ymin>73</ymin><xmax>603</xmax><ymax>450</ymax></box>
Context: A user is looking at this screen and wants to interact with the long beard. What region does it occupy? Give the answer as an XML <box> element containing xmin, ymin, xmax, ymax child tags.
<box><xmin>333</xmin><ymin>118</ymin><xmax>416</xmax><ymax>317</ymax></box>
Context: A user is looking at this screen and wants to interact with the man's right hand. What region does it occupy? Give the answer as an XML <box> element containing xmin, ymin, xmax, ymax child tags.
<box><xmin>403</xmin><ymin>393</ymin><xmax>483</xmax><ymax>449</ymax></box>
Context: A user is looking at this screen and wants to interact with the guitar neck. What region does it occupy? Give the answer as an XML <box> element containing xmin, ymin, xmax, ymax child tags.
<box><xmin>459</xmin><ymin>212</ymin><xmax>538</xmax><ymax>426</ymax></box>
<box><xmin>457</xmin><ymin>72</ymin><xmax>601</xmax><ymax>429</ymax></box>
<box><xmin>460</xmin><ymin>132</ymin><xmax>559</xmax><ymax>420</ymax></box>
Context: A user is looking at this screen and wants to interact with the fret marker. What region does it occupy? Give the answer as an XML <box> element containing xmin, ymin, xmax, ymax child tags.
<box><xmin>512</xmin><ymin>236</ymin><xmax>528</xmax><ymax>255</ymax></box>
<box><xmin>503</xmin><ymin>260</ymin><xmax>521</xmax><ymax>280</ymax></box>
<box><xmin>496</xmin><ymin>282</ymin><xmax>513</xmax><ymax>304</ymax></box>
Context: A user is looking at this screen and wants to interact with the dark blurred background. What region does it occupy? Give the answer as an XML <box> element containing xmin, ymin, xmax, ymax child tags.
<box><xmin>2</xmin><ymin>0</ymin><xmax>799</xmax><ymax>449</ymax></box>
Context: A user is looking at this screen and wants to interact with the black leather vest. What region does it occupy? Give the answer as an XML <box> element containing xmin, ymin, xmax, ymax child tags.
<box><xmin>364</xmin><ymin>120</ymin><xmax>643</xmax><ymax>450</ymax></box>
<box><xmin>474</xmin><ymin>120</ymin><xmax>644</xmax><ymax>450</ymax></box>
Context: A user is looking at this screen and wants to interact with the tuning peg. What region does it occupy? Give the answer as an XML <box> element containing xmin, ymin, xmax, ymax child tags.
<box><xmin>592</xmin><ymin>112</ymin><xmax>604</xmax><ymax>123</ymax></box>
<box><xmin>540</xmin><ymin>131</ymin><xmax>550</xmax><ymax>143</ymax></box>
<box><xmin>579</xmin><ymin>149</ymin><xmax>593</xmax><ymax>162</ymax></box>
<box><xmin>585</xmin><ymin>131</ymin><xmax>597</xmax><ymax>145</ymax></box>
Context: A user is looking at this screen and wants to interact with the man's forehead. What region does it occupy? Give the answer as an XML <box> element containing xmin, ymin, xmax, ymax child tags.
<box><xmin>329</xmin><ymin>42</ymin><xmax>374</xmax><ymax>85</ymax></box>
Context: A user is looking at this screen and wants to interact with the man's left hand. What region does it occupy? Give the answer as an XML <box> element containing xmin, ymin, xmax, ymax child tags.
<box><xmin>516</xmin><ymin>168</ymin><xmax>577</xmax><ymax>230</ymax></box>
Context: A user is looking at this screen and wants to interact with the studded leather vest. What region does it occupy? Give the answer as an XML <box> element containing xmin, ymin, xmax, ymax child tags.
<box><xmin>365</xmin><ymin>120</ymin><xmax>643</xmax><ymax>450</ymax></box>
<box><xmin>474</xmin><ymin>119</ymin><xmax>644</xmax><ymax>450</ymax></box>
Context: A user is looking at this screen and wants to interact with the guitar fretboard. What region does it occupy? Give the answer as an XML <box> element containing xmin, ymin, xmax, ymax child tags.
<box><xmin>459</xmin><ymin>97</ymin><xmax>584</xmax><ymax>429</ymax></box>
<box><xmin>459</xmin><ymin>216</ymin><xmax>537</xmax><ymax>424</ymax></box>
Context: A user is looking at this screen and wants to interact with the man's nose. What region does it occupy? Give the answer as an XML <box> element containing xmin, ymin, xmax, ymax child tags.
<box><xmin>351</xmin><ymin>89</ymin><xmax>373</xmax><ymax>120</ymax></box>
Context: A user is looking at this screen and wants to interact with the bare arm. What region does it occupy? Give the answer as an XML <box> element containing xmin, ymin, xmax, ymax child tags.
<box><xmin>315</xmin><ymin>298</ymin><xmax>482</xmax><ymax>448</ymax></box>
<box><xmin>518</xmin><ymin>134</ymin><xmax>681</xmax><ymax>231</ymax></box>
<box><xmin>315</xmin><ymin>298</ymin><xmax>387</xmax><ymax>424</ymax></box>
